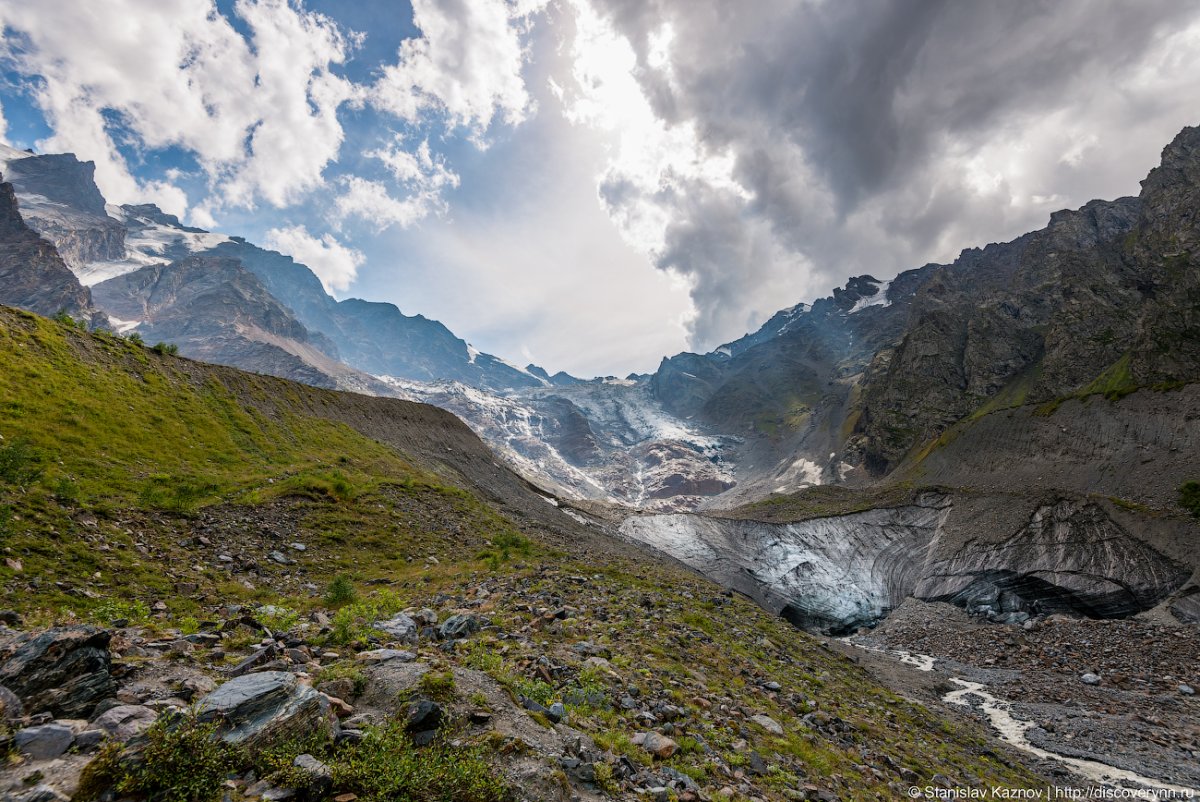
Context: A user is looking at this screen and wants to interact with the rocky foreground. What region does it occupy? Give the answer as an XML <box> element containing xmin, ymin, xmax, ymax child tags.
<box><xmin>0</xmin><ymin>537</ymin><xmax>1049</xmax><ymax>802</ymax></box>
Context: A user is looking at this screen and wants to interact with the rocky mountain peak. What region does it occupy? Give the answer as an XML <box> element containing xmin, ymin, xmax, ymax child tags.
<box><xmin>3</xmin><ymin>152</ymin><xmax>108</xmax><ymax>217</ymax></box>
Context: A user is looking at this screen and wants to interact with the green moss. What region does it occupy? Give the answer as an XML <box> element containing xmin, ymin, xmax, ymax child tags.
<box><xmin>1080</xmin><ymin>353</ymin><xmax>1138</xmax><ymax>401</ymax></box>
<box><xmin>1179</xmin><ymin>481</ymin><xmax>1200</xmax><ymax>518</ymax></box>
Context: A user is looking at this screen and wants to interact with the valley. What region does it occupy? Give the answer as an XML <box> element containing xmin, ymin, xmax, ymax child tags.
<box><xmin>0</xmin><ymin>119</ymin><xmax>1197</xmax><ymax>800</ymax></box>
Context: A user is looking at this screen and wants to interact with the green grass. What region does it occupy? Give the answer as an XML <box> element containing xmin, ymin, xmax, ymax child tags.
<box><xmin>1080</xmin><ymin>352</ymin><xmax>1138</xmax><ymax>401</ymax></box>
<box><xmin>0</xmin><ymin>309</ymin><xmax>425</xmax><ymax>507</ymax></box>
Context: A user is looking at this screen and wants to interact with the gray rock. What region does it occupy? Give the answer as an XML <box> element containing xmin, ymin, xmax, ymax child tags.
<box><xmin>0</xmin><ymin>626</ymin><xmax>115</xmax><ymax>718</ymax></box>
<box><xmin>750</xmin><ymin>714</ymin><xmax>784</xmax><ymax>735</ymax></box>
<box><xmin>0</xmin><ymin>682</ymin><xmax>24</xmax><ymax>720</ymax></box>
<box><xmin>91</xmin><ymin>704</ymin><xmax>157</xmax><ymax>741</ymax></box>
<box><xmin>74</xmin><ymin>728</ymin><xmax>106</xmax><ymax>752</ymax></box>
<box><xmin>374</xmin><ymin>613</ymin><xmax>418</xmax><ymax>643</ymax></box>
<box><xmin>1080</xmin><ymin>673</ymin><xmax>1101</xmax><ymax>686</ymax></box>
<box><xmin>548</xmin><ymin>702</ymin><xmax>566</xmax><ymax>723</ymax></box>
<box><xmin>292</xmin><ymin>753</ymin><xmax>333</xmax><ymax>795</ymax></box>
<box><xmin>269</xmin><ymin>550</ymin><xmax>293</xmax><ymax>565</ymax></box>
<box><xmin>355</xmin><ymin>648</ymin><xmax>416</xmax><ymax>664</ymax></box>
<box><xmin>14</xmin><ymin>722</ymin><xmax>74</xmax><ymax>759</ymax></box>
<box><xmin>8</xmin><ymin>785</ymin><xmax>70</xmax><ymax>802</ymax></box>
<box><xmin>438</xmin><ymin>614</ymin><xmax>480</xmax><ymax>640</ymax></box>
<box><xmin>194</xmin><ymin>671</ymin><xmax>331</xmax><ymax>752</ymax></box>
<box><xmin>405</xmin><ymin>699</ymin><xmax>443</xmax><ymax>733</ymax></box>
<box><xmin>1179</xmin><ymin>684</ymin><xmax>1195</xmax><ymax>696</ymax></box>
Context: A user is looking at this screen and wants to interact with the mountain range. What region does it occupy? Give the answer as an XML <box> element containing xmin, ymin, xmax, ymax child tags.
<box><xmin>1</xmin><ymin>129</ymin><xmax>1198</xmax><ymax>631</ymax></box>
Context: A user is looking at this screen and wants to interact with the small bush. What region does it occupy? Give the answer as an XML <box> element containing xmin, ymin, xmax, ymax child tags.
<box><xmin>328</xmin><ymin>590</ymin><xmax>408</xmax><ymax>645</ymax></box>
<box><xmin>0</xmin><ymin>437</ymin><xmax>43</xmax><ymax>487</ymax></box>
<box><xmin>52</xmin><ymin>476</ymin><xmax>80</xmax><ymax>502</ymax></box>
<box><xmin>52</xmin><ymin>310</ymin><xmax>78</xmax><ymax>328</ymax></box>
<box><xmin>139</xmin><ymin>474</ymin><xmax>219</xmax><ymax>513</ymax></box>
<box><xmin>92</xmin><ymin>598</ymin><xmax>151</xmax><ymax>626</ymax></box>
<box><xmin>254</xmin><ymin>605</ymin><xmax>299</xmax><ymax>633</ymax></box>
<box><xmin>77</xmin><ymin>713</ymin><xmax>240</xmax><ymax>802</ymax></box>
<box><xmin>331</xmin><ymin>725</ymin><xmax>509</xmax><ymax>802</ymax></box>
<box><xmin>1180</xmin><ymin>481</ymin><xmax>1200</xmax><ymax>518</ymax></box>
<box><xmin>324</xmin><ymin>574</ymin><xmax>357</xmax><ymax>607</ymax></box>
<box><xmin>505</xmin><ymin>676</ymin><xmax>555</xmax><ymax>707</ymax></box>
<box><xmin>152</xmin><ymin>342</ymin><xmax>180</xmax><ymax>356</ymax></box>
<box><xmin>126</xmin><ymin>332</ymin><xmax>145</xmax><ymax>346</ymax></box>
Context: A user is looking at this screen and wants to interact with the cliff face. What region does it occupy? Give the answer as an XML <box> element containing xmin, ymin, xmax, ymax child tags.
<box><xmin>0</xmin><ymin>178</ymin><xmax>100</xmax><ymax>324</ymax></box>
<box><xmin>0</xmin><ymin>152</ymin><xmax>125</xmax><ymax>267</ymax></box>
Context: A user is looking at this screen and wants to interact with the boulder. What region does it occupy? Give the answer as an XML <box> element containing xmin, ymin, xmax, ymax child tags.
<box><xmin>355</xmin><ymin>648</ymin><xmax>415</xmax><ymax>664</ymax></box>
<box><xmin>750</xmin><ymin>714</ymin><xmax>784</xmax><ymax>735</ymax></box>
<box><xmin>0</xmin><ymin>626</ymin><xmax>115</xmax><ymax>718</ymax></box>
<box><xmin>0</xmin><ymin>682</ymin><xmax>24</xmax><ymax>720</ymax></box>
<box><xmin>92</xmin><ymin>704</ymin><xmax>158</xmax><ymax>741</ymax></box>
<box><xmin>194</xmin><ymin>671</ymin><xmax>332</xmax><ymax>752</ymax></box>
<box><xmin>405</xmin><ymin>699</ymin><xmax>443</xmax><ymax>734</ymax></box>
<box><xmin>14</xmin><ymin>722</ymin><xmax>75</xmax><ymax>759</ymax></box>
<box><xmin>439</xmin><ymin>614</ymin><xmax>480</xmax><ymax>640</ymax></box>
<box><xmin>642</xmin><ymin>731</ymin><xmax>679</xmax><ymax>759</ymax></box>
<box><xmin>373</xmin><ymin>613</ymin><xmax>418</xmax><ymax>643</ymax></box>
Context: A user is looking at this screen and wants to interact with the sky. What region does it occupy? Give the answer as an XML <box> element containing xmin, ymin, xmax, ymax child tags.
<box><xmin>1</xmin><ymin>1</ymin><xmax>1199</xmax><ymax>377</ymax></box>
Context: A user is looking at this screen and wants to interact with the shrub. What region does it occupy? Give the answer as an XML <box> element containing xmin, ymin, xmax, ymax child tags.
<box><xmin>331</xmin><ymin>725</ymin><xmax>509</xmax><ymax>802</ymax></box>
<box><xmin>139</xmin><ymin>474</ymin><xmax>219</xmax><ymax>513</ymax></box>
<box><xmin>1180</xmin><ymin>481</ymin><xmax>1200</xmax><ymax>519</ymax></box>
<box><xmin>77</xmin><ymin>713</ymin><xmax>240</xmax><ymax>802</ymax></box>
<box><xmin>126</xmin><ymin>332</ymin><xmax>145</xmax><ymax>346</ymax></box>
<box><xmin>52</xmin><ymin>476</ymin><xmax>80</xmax><ymax>502</ymax></box>
<box><xmin>324</xmin><ymin>574</ymin><xmax>357</xmax><ymax>607</ymax></box>
<box><xmin>254</xmin><ymin>605</ymin><xmax>299</xmax><ymax>633</ymax></box>
<box><xmin>0</xmin><ymin>437</ymin><xmax>43</xmax><ymax>487</ymax></box>
<box><xmin>52</xmin><ymin>310</ymin><xmax>78</xmax><ymax>328</ymax></box>
<box><xmin>92</xmin><ymin>598</ymin><xmax>151</xmax><ymax>626</ymax></box>
<box><xmin>152</xmin><ymin>342</ymin><xmax>180</xmax><ymax>356</ymax></box>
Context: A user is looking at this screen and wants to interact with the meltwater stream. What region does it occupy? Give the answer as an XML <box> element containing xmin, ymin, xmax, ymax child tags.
<box><xmin>849</xmin><ymin>642</ymin><xmax>1196</xmax><ymax>794</ymax></box>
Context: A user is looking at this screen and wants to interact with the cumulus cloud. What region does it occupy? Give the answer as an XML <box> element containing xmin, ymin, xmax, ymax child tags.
<box><xmin>371</xmin><ymin>0</ymin><xmax>548</xmax><ymax>136</ymax></box>
<box><xmin>0</xmin><ymin>0</ymin><xmax>359</xmax><ymax>215</ymax></box>
<box><xmin>265</xmin><ymin>224</ymin><xmax>364</xmax><ymax>294</ymax></box>
<box><xmin>331</xmin><ymin>136</ymin><xmax>460</xmax><ymax>230</ymax></box>
<box><xmin>334</xmin><ymin>176</ymin><xmax>434</xmax><ymax>231</ymax></box>
<box><xmin>569</xmin><ymin>0</ymin><xmax>1200</xmax><ymax>350</ymax></box>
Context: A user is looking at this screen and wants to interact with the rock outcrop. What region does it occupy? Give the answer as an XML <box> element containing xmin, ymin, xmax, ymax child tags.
<box><xmin>0</xmin><ymin>626</ymin><xmax>115</xmax><ymax>719</ymax></box>
<box><xmin>194</xmin><ymin>671</ymin><xmax>333</xmax><ymax>752</ymax></box>
<box><xmin>0</xmin><ymin>179</ymin><xmax>100</xmax><ymax>324</ymax></box>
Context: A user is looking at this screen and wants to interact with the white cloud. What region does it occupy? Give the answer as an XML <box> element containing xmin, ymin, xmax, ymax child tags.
<box><xmin>371</xmin><ymin>0</ymin><xmax>548</xmax><ymax>136</ymax></box>
<box><xmin>264</xmin><ymin>224</ymin><xmax>364</xmax><ymax>294</ymax></box>
<box><xmin>0</xmin><ymin>0</ymin><xmax>359</xmax><ymax>215</ymax></box>
<box><xmin>333</xmin><ymin>175</ymin><xmax>442</xmax><ymax>231</ymax></box>
<box><xmin>330</xmin><ymin>136</ymin><xmax>461</xmax><ymax>231</ymax></box>
<box><xmin>554</xmin><ymin>0</ymin><xmax>810</xmax><ymax>346</ymax></box>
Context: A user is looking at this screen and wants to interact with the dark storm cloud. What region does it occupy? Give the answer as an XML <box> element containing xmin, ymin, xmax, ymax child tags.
<box><xmin>588</xmin><ymin>0</ymin><xmax>1200</xmax><ymax>348</ymax></box>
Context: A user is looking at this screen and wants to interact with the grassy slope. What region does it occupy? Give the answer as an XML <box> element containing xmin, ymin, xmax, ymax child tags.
<box><xmin>0</xmin><ymin>308</ymin><xmax>1045</xmax><ymax>799</ymax></box>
